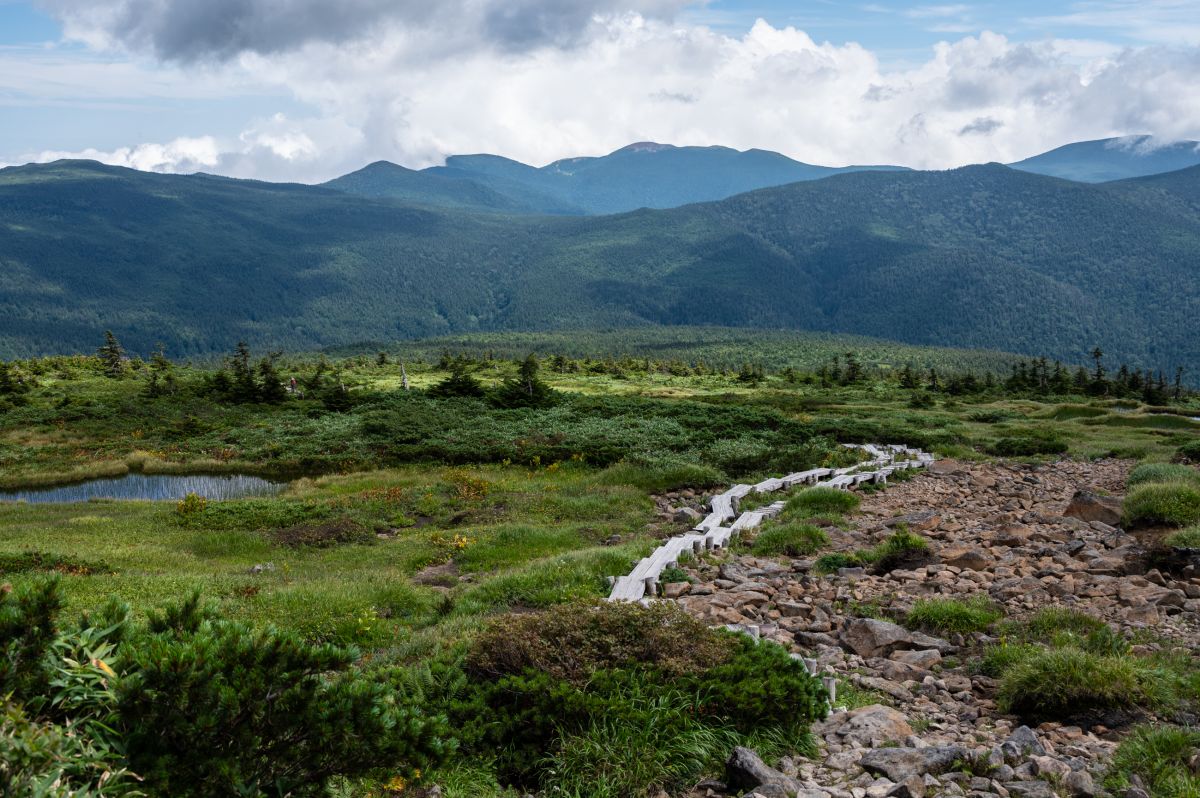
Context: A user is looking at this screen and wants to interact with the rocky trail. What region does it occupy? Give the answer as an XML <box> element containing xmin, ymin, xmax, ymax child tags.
<box><xmin>650</xmin><ymin>457</ymin><xmax>1200</xmax><ymax>798</ymax></box>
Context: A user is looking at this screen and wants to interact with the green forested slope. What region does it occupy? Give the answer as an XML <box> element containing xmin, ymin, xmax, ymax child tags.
<box><xmin>1</xmin><ymin>159</ymin><xmax>1197</xmax><ymax>371</ymax></box>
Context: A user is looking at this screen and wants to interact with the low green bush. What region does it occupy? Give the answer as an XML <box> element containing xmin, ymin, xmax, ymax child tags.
<box><xmin>869</xmin><ymin>529</ymin><xmax>930</xmax><ymax>572</ymax></box>
<box><xmin>595</xmin><ymin>457</ymin><xmax>726</xmax><ymax>493</ymax></box>
<box><xmin>1128</xmin><ymin>462</ymin><xmax>1200</xmax><ymax>488</ymax></box>
<box><xmin>0</xmin><ymin>580</ymin><xmax>449</xmax><ymax>798</ymax></box>
<box><xmin>977</xmin><ymin>642</ymin><xmax>1039</xmax><ymax>678</ymax></box>
<box><xmin>543</xmin><ymin>690</ymin><xmax>738</xmax><ymax>798</ymax></box>
<box><xmin>1022</xmin><ymin>607</ymin><xmax>1109</xmax><ymax>640</ymax></box>
<box><xmin>783</xmin><ymin>487</ymin><xmax>861</xmax><ymax>519</ymax></box>
<box><xmin>988</xmin><ymin>434</ymin><xmax>1069</xmax><ymax>457</ymax></box>
<box><xmin>905</xmin><ymin>596</ymin><xmax>1002</xmax><ymax>635</ymax></box>
<box><xmin>456</xmin><ymin>601</ymin><xmax>828</xmax><ymax>789</ymax></box>
<box><xmin>1179</xmin><ymin>440</ymin><xmax>1200</xmax><ymax>464</ymax></box>
<box><xmin>1105</xmin><ymin>725</ymin><xmax>1200</xmax><ymax>798</ymax></box>
<box><xmin>752</xmin><ymin>523</ymin><xmax>829</xmax><ymax>557</ymax></box>
<box><xmin>0</xmin><ymin>550</ymin><xmax>112</xmax><ymax>576</ymax></box>
<box><xmin>997</xmin><ymin>647</ymin><xmax>1171</xmax><ymax>721</ymax></box>
<box><xmin>1123</xmin><ymin>482</ymin><xmax>1200</xmax><ymax>528</ymax></box>
<box><xmin>813</xmin><ymin>552</ymin><xmax>861</xmax><ymax>574</ymax></box>
<box><xmin>1164</xmin><ymin>525</ymin><xmax>1200</xmax><ymax>548</ymax></box>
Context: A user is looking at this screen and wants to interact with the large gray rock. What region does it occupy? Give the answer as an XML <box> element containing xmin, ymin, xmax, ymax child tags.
<box><xmin>1001</xmin><ymin>726</ymin><xmax>1047</xmax><ymax>762</ymax></box>
<box><xmin>940</xmin><ymin>547</ymin><xmax>990</xmax><ymax>570</ymax></box>
<box><xmin>840</xmin><ymin>618</ymin><xmax>913</xmax><ymax>658</ymax></box>
<box><xmin>1004</xmin><ymin>781</ymin><xmax>1057</xmax><ymax>798</ymax></box>
<box><xmin>816</xmin><ymin>704</ymin><xmax>913</xmax><ymax>746</ymax></box>
<box><xmin>726</xmin><ymin>746</ymin><xmax>804</xmax><ymax>795</ymax></box>
<box><xmin>1063</xmin><ymin>491</ymin><xmax>1122</xmax><ymax>526</ymax></box>
<box><xmin>859</xmin><ymin>746</ymin><xmax>966</xmax><ymax>782</ymax></box>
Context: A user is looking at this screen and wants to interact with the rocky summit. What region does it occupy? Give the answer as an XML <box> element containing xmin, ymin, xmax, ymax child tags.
<box><xmin>661</xmin><ymin>457</ymin><xmax>1200</xmax><ymax>798</ymax></box>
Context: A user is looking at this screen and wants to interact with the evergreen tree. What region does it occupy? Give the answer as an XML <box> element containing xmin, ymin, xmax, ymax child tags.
<box><xmin>376</xmin><ymin>351</ymin><xmax>388</xmax><ymax>367</ymax></box>
<box><xmin>257</xmin><ymin>354</ymin><xmax>287</xmax><ymax>403</ymax></box>
<box><xmin>228</xmin><ymin>342</ymin><xmax>259</xmax><ymax>403</ymax></box>
<box><xmin>492</xmin><ymin>355</ymin><xmax>556</xmax><ymax>408</ymax></box>
<box><xmin>96</xmin><ymin>330</ymin><xmax>125</xmax><ymax>377</ymax></box>
<box><xmin>143</xmin><ymin>343</ymin><xmax>177</xmax><ymax>398</ymax></box>
<box><xmin>842</xmin><ymin>352</ymin><xmax>863</xmax><ymax>385</ymax></box>
<box><xmin>428</xmin><ymin>363</ymin><xmax>485</xmax><ymax>398</ymax></box>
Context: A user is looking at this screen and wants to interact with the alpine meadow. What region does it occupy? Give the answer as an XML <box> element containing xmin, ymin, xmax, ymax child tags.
<box><xmin>3</xmin><ymin>3</ymin><xmax>1200</xmax><ymax>798</ymax></box>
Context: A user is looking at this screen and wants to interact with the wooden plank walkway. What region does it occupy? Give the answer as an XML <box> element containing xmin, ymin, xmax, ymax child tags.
<box><xmin>607</xmin><ymin>443</ymin><xmax>933</xmax><ymax>602</ymax></box>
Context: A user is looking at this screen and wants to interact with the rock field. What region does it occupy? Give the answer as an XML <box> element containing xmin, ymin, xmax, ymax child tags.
<box><xmin>657</xmin><ymin>458</ymin><xmax>1200</xmax><ymax>798</ymax></box>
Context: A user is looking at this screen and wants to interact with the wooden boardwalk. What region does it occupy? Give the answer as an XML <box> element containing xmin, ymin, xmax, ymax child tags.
<box><xmin>607</xmin><ymin>444</ymin><xmax>934</xmax><ymax>602</ymax></box>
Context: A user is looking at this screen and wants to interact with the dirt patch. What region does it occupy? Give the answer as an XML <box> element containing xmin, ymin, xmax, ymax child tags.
<box><xmin>412</xmin><ymin>561</ymin><xmax>461</xmax><ymax>587</ymax></box>
<box><xmin>0</xmin><ymin>550</ymin><xmax>113</xmax><ymax>576</ymax></box>
<box><xmin>271</xmin><ymin>517</ymin><xmax>373</xmax><ymax>548</ymax></box>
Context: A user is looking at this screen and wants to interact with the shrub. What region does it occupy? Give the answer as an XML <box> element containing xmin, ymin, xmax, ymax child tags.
<box><xmin>1105</xmin><ymin>725</ymin><xmax>1200</xmax><ymax>798</ymax></box>
<box><xmin>467</xmin><ymin>600</ymin><xmax>733</xmax><ymax>684</ymax></box>
<box><xmin>1179</xmin><ymin>440</ymin><xmax>1200</xmax><ymax>464</ymax></box>
<box><xmin>813</xmin><ymin>552</ymin><xmax>861</xmax><ymax>574</ymax></box>
<box><xmin>784</xmin><ymin>487</ymin><xmax>860</xmax><ymax>519</ymax></box>
<box><xmin>542</xmin><ymin>690</ymin><xmax>737</xmax><ymax>798</ymax></box>
<box><xmin>1022</xmin><ymin>607</ymin><xmax>1108</xmax><ymax>640</ymax></box>
<box><xmin>595</xmin><ymin>457</ymin><xmax>726</xmax><ymax>493</ymax></box>
<box><xmin>988</xmin><ymin>434</ymin><xmax>1069</xmax><ymax>457</ymax></box>
<box><xmin>906</xmin><ymin>596</ymin><xmax>1002</xmax><ymax>635</ymax></box>
<box><xmin>0</xmin><ymin>701</ymin><xmax>137</xmax><ymax>797</ymax></box>
<box><xmin>2</xmin><ymin>581</ymin><xmax>450</xmax><ymax>798</ymax></box>
<box><xmin>869</xmin><ymin>529</ymin><xmax>930</xmax><ymax>572</ymax></box>
<box><xmin>0</xmin><ymin>551</ymin><xmax>112</xmax><ymax>576</ymax></box>
<box><xmin>1123</xmin><ymin>482</ymin><xmax>1200</xmax><ymax>528</ymax></box>
<box><xmin>997</xmin><ymin>647</ymin><xmax>1170</xmax><ymax>721</ymax></box>
<box><xmin>456</xmin><ymin>602</ymin><xmax>827</xmax><ymax>788</ymax></box>
<box><xmin>977</xmin><ymin>642</ymin><xmax>1039</xmax><ymax>678</ymax></box>
<box><xmin>175</xmin><ymin>491</ymin><xmax>207</xmax><ymax>516</ymax></box>
<box><xmin>270</xmin><ymin>516</ymin><xmax>374</xmax><ymax>547</ymax></box>
<box><xmin>1128</xmin><ymin>463</ymin><xmax>1200</xmax><ymax>488</ymax></box>
<box><xmin>752</xmin><ymin>523</ymin><xmax>829</xmax><ymax>557</ymax></box>
<box><xmin>117</xmin><ymin>594</ymin><xmax>450</xmax><ymax>797</ymax></box>
<box><xmin>1164</xmin><ymin>525</ymin><xmax>1200</xmax><ymax>549</ymax></box>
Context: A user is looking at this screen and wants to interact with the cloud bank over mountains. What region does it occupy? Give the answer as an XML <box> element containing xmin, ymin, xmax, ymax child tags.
<box><xmin>12</xmin><ymin>0</ymin><xmax>1200</xmax><ymax>182</ymax></box>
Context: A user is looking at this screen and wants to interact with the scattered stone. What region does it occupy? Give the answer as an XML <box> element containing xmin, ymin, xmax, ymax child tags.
<box><xmin>817</xmin><ymin>705</ymin><xmax>913</xmax><ymax>746</ymax></box>
<box><xmin>1063</xmin><ymin>491</ymin><xmax>1123</xmax><ymax>526</ymax></box>
<box><xmin>840</xmin><ymin>618</ymin><xmax>913</xmax><ymax>658</ymax></box>
<box><xmin>859</xmin><ymin>746</ymin><xmax>967</xmax><ymax>782</ymax></box>
<box><xmin>726</xmin><ymin>747</ymin><xmax>804</xmax><ymax>796</ymax></box>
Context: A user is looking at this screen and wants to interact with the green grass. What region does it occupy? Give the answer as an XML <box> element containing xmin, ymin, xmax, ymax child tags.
<box><xmin>905</xmin><ymin>596</ymin><xmax>1003</xmax><ymax>635</ymax></box>
<box><xmin>997</xmin><ymin>647</ymin><xmax>1174</xmax><ymax>721</ymax></box>
<box><xmin>1123</xmin><ymin>482</ymin><xmax>1200</xmax><ymax>528</ymax></box>
<box><xmin>751</xmin><ymin>522</ymin><xmax>829</xmax><ymax>557</ymax></box>
<box><xmin>1105</xmin><ymin>725</ymin><xmax>1200</xmax><ymax>798</ymax></box>
<box><xmin>1128</xmin><ymin>463</ymin><xmax>1200</xmax><ymax>488</ymax></box>
<box><xmin>1165</xmin><ymin>526</ymin><xmax>1200</xmax><ymax>549</ymax></box>
<box><xmin>782</xmin><ymin>487</ymin><xmax>861</xmax><ymax>519</ymax></box>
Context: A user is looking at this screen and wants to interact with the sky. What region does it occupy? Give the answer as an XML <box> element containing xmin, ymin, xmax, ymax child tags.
<box><xmin>2</xmin><ymin>0</ymin><xmax>1200</xmax><ymax>182</ymax></box>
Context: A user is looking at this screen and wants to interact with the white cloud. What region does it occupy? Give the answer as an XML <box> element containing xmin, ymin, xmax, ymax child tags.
<box><xmin>11</xmin><ymin>15</ymin><xmax>1200</xmax><ymax>182</ymax></box>
<box><xmin>29</xmin><ymin>136</ymin><xmax>220</xmax><ymax>172</ymax></box>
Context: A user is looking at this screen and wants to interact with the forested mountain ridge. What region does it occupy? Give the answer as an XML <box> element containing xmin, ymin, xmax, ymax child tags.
<box><xmin>1010</xmin><ymin>136</ymin><xmax>1200</xmax><ymax>182</ymax></box>
<box><xmin>324</xmin><ymin>142</ymin><xmax>908</xmax><ymax>214</ymax></box>
<box><xmin>1</xmin><ymin>158</ymin><xmax>1198</xmax><ymax>371</ymax></box>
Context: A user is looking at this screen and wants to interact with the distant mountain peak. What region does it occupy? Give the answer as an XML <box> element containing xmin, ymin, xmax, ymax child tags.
<box><xmin>614</xmin><ymin>141</ymin><xmax>676</xmax><ymax>154</ymax></box>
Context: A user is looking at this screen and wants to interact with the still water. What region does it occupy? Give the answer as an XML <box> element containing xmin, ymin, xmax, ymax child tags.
<box><xmin>0</xmin><ymin>473</ymin><xmax>285</xmax><ymax>504</ymax></box>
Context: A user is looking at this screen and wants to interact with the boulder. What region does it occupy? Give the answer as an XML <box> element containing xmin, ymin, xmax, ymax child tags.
<box><xmin>817</xmin><ymin>704</ymin><xmax>913</xmax><ymax>746</ymax></box>
<box><xmin>840</xmin><ymin>618</ymin><xmax>913</xmax><ymax>658</ymax></box>
<box><xmin>674</xmin><ymin>506</ymin><xmax>703</xmax><ymax>524</ymax></box>
<box><xmin>1004</xmin><ymin>781</ymin><xmax>1056</xmax><ymax>798</ymax></box>
<box><xmin>859</xmin><ymin>746</ymin><xmax>966</xmax><ymax>782</ymax></box>
<box><xmin>726</xmin><ymin>747</ymin><xmax>804</xmax><ymax>795</ymax></box>
<box><xmin>1063</xmin><ymin>491</ymin><xmax>1122</xmax><ymax>526</ymax></box>
<box><xmin>941</xmin><ymin>547</ymin><xmax>990</xmax><ymax>570</ymax></box>
<box><xmin>1001</xmin><ymin>726</ymin><xmax>1047</xmax><ymax>762</ymax></box>
<box><xmin>662</xmin><ymin>581</ymin><xmax>691</xmax><ymax>599</ymax></box>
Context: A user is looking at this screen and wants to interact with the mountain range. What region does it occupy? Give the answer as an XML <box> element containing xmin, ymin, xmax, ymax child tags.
<box><xmin>319</xmin><ymin>136</ymin><xmax>1200</xmax><ymax>216</ymax></box>
<box><xmin>2</xmin><ymin>146</ymin><xmax>1199</xmax><ymax>371</ymax></box>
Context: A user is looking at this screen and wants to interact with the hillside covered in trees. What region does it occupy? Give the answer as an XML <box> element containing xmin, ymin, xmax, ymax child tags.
<box><xmin>1</xmin><ymin>158</ymin><xmax>1198</xmax><ymax>371</ymax></box>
